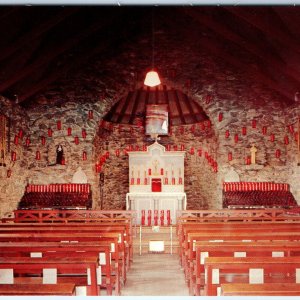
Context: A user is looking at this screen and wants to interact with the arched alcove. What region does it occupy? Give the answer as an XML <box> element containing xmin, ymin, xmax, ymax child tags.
<box><xmin>94</xmin><ymin>85</ymin><xmax>219</xmax><ymax>210</ymax></box>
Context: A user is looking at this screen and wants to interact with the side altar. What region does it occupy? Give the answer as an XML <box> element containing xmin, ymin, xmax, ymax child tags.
<box><xmin>126</xmin><ymin>142</ymin><xmax>186</xmax><ymax>224</ymax></box>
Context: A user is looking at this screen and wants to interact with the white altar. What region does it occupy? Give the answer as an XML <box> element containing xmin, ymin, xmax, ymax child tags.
<box><xmin>126</xmin><ymin>142</ymin><xmax>186</xmax><ymax>224</ymax></box>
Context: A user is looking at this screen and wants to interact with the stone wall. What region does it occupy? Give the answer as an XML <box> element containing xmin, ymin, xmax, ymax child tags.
<box><xmin>0</xmin><ymin>13</ymin><xmax>299</xmax><ymax>216</ymax></box>
<box><xmin>0</xmin><ymin>96</ymin><xmax>30</xmax><ymax>216</ymax></box>
<box><xmin>94</xmin><ymin>122</ymin><xmax>217</xmax><ymax>210</ymax></box>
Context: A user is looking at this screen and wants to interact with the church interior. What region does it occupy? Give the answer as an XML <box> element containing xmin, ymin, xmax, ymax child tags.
<box><xmin>0</xmin><ymin>5</ymin><xmax>300</xmax><ymax>296</ymax></box>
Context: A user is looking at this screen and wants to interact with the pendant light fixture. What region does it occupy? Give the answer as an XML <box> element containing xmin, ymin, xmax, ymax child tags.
<box><xmin>144</xmin><ymin>8</ymin><xmax>161</xmax><ymax>87</ymax></box>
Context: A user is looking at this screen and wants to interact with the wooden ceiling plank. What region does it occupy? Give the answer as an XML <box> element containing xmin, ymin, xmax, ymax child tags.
<box><xmin>18</xmin><ymin>36</ymin><xmax>120</xmax><ymax>103</ymax></box>
<box><xmin>129</xmin><ymin>88</ymin><xmax>141</xmax><ymax>124</ymax></box>
<box><xmin>185</xmin><ymin>8</ymin><xmax>300</xmax><ymax>88</ymax></box>
<box><xmin>162</xmin><ymin>85</ymin><xmax>173</xmax><ymax>126</ymax></box>
<box><xmin>116</xmin><ymin>92</ymin><xmax>132</xmax><ymax>124</ymax></box>
<box><xmin>181</xmin><ymin>92</ymin><xmax>197</xmax><ymax>123</ymax></box>
<box><xmin>173</xmin><ymin>89</ymin><xmax>186</xmax><ymax>125</ymax></box>
<box><xmin>0</xmin><ymin>14</ymin><xmax>121</xmax><ymax>93</ymax></box>
<box><xmin>0</xmin><ymin>8</ymin><xmax>79</xmax><ymax>63</ymax></box>
<box><xmin>198</xmin><ymin>35</ymin><xmax>294</xmax><ymax>103</ymax></box>
<box><xmin>226</xmin><ymin>7</ymin><xmax>300</xmax><ymax>55</ymax></box>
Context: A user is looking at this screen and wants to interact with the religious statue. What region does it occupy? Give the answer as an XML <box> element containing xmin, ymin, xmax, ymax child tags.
<box><xmin>56</xmin><ymin>145</ymin><xmax>64</xmax><ymax>165</ymax></box>
<box><xmin>250</xmin><ymin>144</ymin><xmax>257</xmax><ymax>165</ymax></box>
<box><xmin>153</xmin><ymin>159</ymin><xmax>159</xmax><ymax>175</ymax></box>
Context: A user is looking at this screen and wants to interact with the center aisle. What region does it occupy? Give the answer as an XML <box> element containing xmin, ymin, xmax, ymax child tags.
<box><xmin>121</xmin><ymin>253</ymin><xmax>189</xmax><ymax>296</ymax></box>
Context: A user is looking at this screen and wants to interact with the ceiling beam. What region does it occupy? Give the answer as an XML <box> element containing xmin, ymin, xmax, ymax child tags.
<box><xmin>184</xmin><ymin>8</ymin><xmax>300</xmax><ymax>89</ymax></box>
<box><xmin>0</xmin><ymin>8</ymin><xmax>79</xmax><ymax>63</ymax></box>
<box><xmin>197</xmin><ymin>35</ymin><xmax>295</xmax><ymax>103</ymax></box>
<box><xmin>225</xmin><ymin>7</ymin><xmax>300</xmax><ymax>55</ymax></box>
<box><xmin>0</xmin><ymin>14</ymin><xmax>121</xmax><ymax>94</ymax></box>
<box><xmin>18</xmin><ymin>38</ymin><xmax>117</xmax><ymax>103</ymax></box>
<box><xmin>173</xmin><ymin>89</ymin><xmax>186</xmax><ymax>124</ymax></box>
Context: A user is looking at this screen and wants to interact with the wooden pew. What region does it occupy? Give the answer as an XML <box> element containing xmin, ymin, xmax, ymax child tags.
<box><xmin>182</xmin><ymin>231</ymin><xmax>300</xmax><ymax>291</ymax></box>
<box><xmin>178</xmin><ymin>221</ymin><xmax>300</xmax><ymax>267</ymax></box>
<box><xmin>220</xmin><ymin>283</ymin><xmax>300</xmax><ymax>296</ymax></box>
<box><xmin>204</xmin><ymin>256</ymin><xmax>300</xmax><ymax>296</ymax></box>
<box><xmin>0</xmin><ymin>225</ymin><xmax>131</xmax><ymax>272</ymax></box>
<box><xmin>193</xmin><ymin>240</ymin><xmax>300</xmax><ymax>295</ymax></box>
<box><xmin>0</xmin><ymin>232</ymin><xmax>125</xmax><ymax>289</ymax></box>
<box><xmin>0</xmin><ymin>221</ymin><xmax>134</xmax><ymax>265</ymax></box>
<box><xmin>0</xmin><ymin>241</ymin><xmax>114</xmax><ymax>295</ymax></box>
<box><xmin>0</xmin><ymin>283</ymin><xmax>76</xmax><ymax>295</ymax></box>
<box><xmin>0</xmin><ymin>256</ymin><xmax>99</xmax><ymax>295</ymax></box>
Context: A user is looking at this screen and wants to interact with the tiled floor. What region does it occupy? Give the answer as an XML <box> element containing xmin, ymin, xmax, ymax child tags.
<box><xmin>121</xmin><ymin>253</ymin><xmax>189</xmax><ymax>296</ymax></box>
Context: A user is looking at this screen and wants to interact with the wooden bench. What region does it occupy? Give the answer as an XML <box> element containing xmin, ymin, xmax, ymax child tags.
<box><xmin>0</xmin><ymin>225</ymin><xmax>131</xmax><ymax>271</ymax></box>
<box><xmin>0</xmin><ymin>221</ymin><xmax>134</xmax><ymax>265</ymax></box>
<box><xmin>220</xmin><ymin>283</ymin><xmax>300</xmax><ymax>296</ymax></box>
<box><xmin>182</xmin><ymin>230</ymin><xmax>300</xmax><ymax>291</ymax></box>
<box><xmin>0</xmin><ymin>256</ymin><xmax>99</xmax><ymax>295</ymax></box>
<box><xmin>204</xmin><ymin>256</ymin><xmax>300</xmax><ymax>295</ymax></box>
<box><xmin>193</xmin><ymin>240</ymin><xmax>300</xmax><ymax>295</ymax></box>
<box><xmin>0</xmin><ymin>232</ymin><xmax>125</xmax><ymax>291</ymax></box>
<box><xmin>178</xmin><ymin>221</ymin><xmax>300</xmax><ymax>266</ymax></box>
<box><xmin>0</xmin><ymin>283</ymin><xmax>76</xmax><ymax>295</ymax></box>
<box><xmin>0</xmin><ymin>241</ymin><xmax>115</xmax><ymax>295</ymax></box>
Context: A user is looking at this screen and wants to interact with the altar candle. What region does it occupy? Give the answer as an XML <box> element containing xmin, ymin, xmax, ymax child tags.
<box><xmin>164</xmin><ymin>178</ymin><xmax>168</xmax><ymax>185</ymax></box>
<box><xmin>48</xmin><ymin>128</ymin><xmax>53</xmax><ymax>137</ymax></box>
<box><xmin>172</xmin><ymin>178</ymin><xmax>175</xmax><ymax>185</ymax></box>
<box><xmin>228</xmin><ymin>152</ymin><xmax>233</xmax><ymax>161</ymax></box>
<box><xmin>148</xmin><ymin>168</ymin><xmax>151</xmax><ymax>176</ymax></box>
<box><xmin>147</xmin><ymin>210</ymin><xmax>152</xmax><ymax>226</ymax></box>
<box><xmin>11</xmin><ymin>151</ymin><xmax>16</xmax><ymax>161</ymax></box>
<box><xmin>14</xmin><ymin>135</ymin><xmax>18</xmax><ymax>145</ymax></box>
<box><xmin>225</xmin><ymin>130</ymin><xmax>230</xmax><ymax>138</ymax></box>
<box><xmin>242</xmin><ymin>127</ymin><xmax>247</xmax><ymax>135</ymax></box>
<box><xmin>270</xmin><ymin>134</ymin><xmax>275</xmax><ymax>142</ymax></box>
<box><xmin>137</xmin><ymin>178</ymin><xmax>140</xmax><ymax>185</ymax></box>
<box><xmin>179</xmin><ymin>177</ymin><xmax>183</xmax><ymax>185</ymax></box>
<box><xmin>167</xmin><ymin>210</ymin><xmax>171</xmax><ymax>225</ymax></box>
<box><xmin>160</xmin><ymin>210</ymin><xmax>164</xmax><ymax>226</ymax></box>
<box><xmin>41</xmin><ymin>136</ymin><xmax>46</xmax><ymax>146</ymax></box>
<box><xmin>82</xmin><ymin>151</ymin><xmax>87</xmax><ymax>161</ymax></box>
<box><xmin>218</xmin><ymin>112</ymin><xmax>223</xmax><ymax>122</ymax></box>
<box><xmin>262</xmin><ymin>126</ymin><xmax>267</xmax><ymax>135</ymax></box>
<box><xmin>25</xmin><ymin>137</ymin><xmax>31</xmax><ymax>147</ymax></box>
<box><xmin>18</xmin><ymin>129</ymin><xmax>23</xmax><ymax>139</ymax></box>
<box><xmin>234</xmin><ymin>134</ymin><xmax>239</xmax><ymax>143</ymax></box>
<box><xmin>74</xmin><ymin>136</ymin><xmax>79</xmax><ymax>145</ymax></box>
<box><xmin>154</xmin><ymin>210</ymin><xmax>158</xmax><ymax>226</ymax></box>
<box><xmin>141</xmin><ymin>210</ymin><xmax>145</xmax><ymax>226</ymax></box>
<box><xmin>130</xmin><ymin>178</ymin><xmax>134</xmax><ymax>185</ymax></box>
<box><xmin>57</xmin><ymin>120</ymin><xmax>61</xmax><ymax>130</ymax></box>
<box><xmin>160</xmin><ymin>168</ymin><xmax>164</xmax><ymax>175</ymax></box>
<box><xmin>144</xmin><ymin>178</ymin><xmax>148</xmax><ymax>185</ymax></box>
<box><xmin>67</xmin><ymin>127</ymin><xmax>72</xmax><ymax>136</ymax></box>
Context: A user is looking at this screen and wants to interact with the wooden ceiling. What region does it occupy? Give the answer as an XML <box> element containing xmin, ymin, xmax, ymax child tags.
<box><xmin>103</xmin><ymin>85</ymin><xmax>209</xmax><ymax>126</ymax></box>
<box><xmin>0</xmin><ymin>6</ymin><xmax>299</xmax><ymax>108</ymax></box>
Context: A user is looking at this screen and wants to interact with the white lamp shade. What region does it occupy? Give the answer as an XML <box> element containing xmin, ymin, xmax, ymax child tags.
<box><xmin>144</xmin><ymin>71</ymin><xmax>161</xmax><ymax>87</ymax></box>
